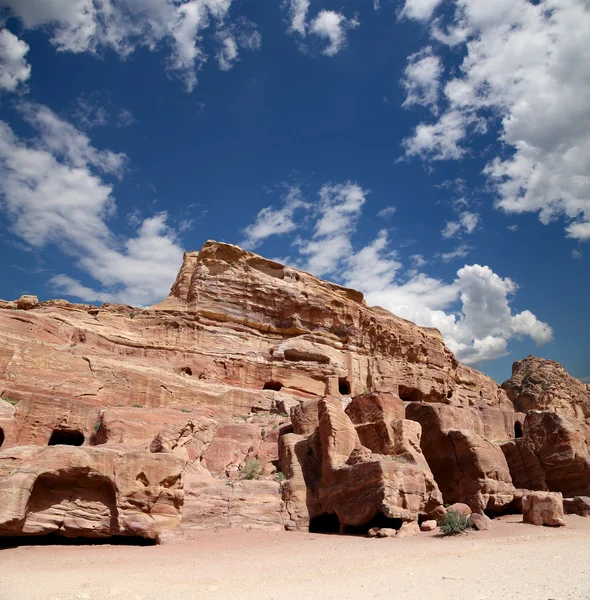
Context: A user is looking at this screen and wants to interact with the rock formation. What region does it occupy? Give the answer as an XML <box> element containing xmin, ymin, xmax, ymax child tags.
<box><xmin>0</xmin><ymin>242</ymin><xmax>587</xmax><ymax>542</ymax></box>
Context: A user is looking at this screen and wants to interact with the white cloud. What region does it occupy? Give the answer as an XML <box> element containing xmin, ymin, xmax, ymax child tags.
<box><xmin>0</xmin><ymin>0</ymin><xmax>260</xmax><ymax>91</ymax></box>
<box><xmin>284</xmin><ymin>1</ymin><xmax>359</xmax><ymax>56</ymax></box>
<box><xmin>0</xmin><ymin>106</ymin><xmax>183</xmax><ymax>306</ymax></box>
<box><xmin>309</xmin><ymin>11</ymin><xmax>358</xmax><ymax>57</ymax></box>
<box><xmin>460</xmin><ymin>211</ymin><xmax>479</xmax><ymax>234</ymax></box>
<box><xmin>402</xmin><ymin>46</ymin><xmax>442</xmax><ymax>112</ymax></box>
<box><xmin>241</xmin><ymin>186</ymin><xmax>309</xmax><ymax>250</ymax></box>
<box><xmin>377</xmin><ymin>206</ymin><xmax>396</xmax><ymax>218</ymax></box>
<box><xmin>401</xmin><ymin>0</ymin><xmax>443</xmax><ymax>21</ymax></box>
<box><xmin>572</xmin><ymin>249</ymin><xmax>583</xmax><ymax>260</ymax></box>
<box><xmin>441</xmin><ymin>221</ymin><xmax>461</xmax><ymax>239</ymax></box>
<box><xmin>286</xmin><ymin>0</ymin><xmax>310</xmax><ymax>36</ymax></box>
<box><xmin>241</xmin><ymin>181</ymin><xmax>552</xmax><ymax>365</ymax></box>
<box><xmin>438</xmin><ymin>243</ymin><xmax>471</xmax><ymax>262</ymax></box>
<box><xmin>116</xmin><ymin>108</ymin><xmax>136</xmax><ymax>128</ymax></box>
<box><xmin>402</xmin><ymin>0</ymin><xmax>590</xmax><ymax>241</ymax></box>
<box><xmin>0</xmin><ymin>28</ymin><xmax>31</xmax><ymax>92</ymax></box>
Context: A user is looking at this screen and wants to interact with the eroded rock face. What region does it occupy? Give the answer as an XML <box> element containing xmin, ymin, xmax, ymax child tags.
<box><xmin>280</xmin><ymin>395</ymin><xmax>444</xmax><ymax>531</ymax></box>
<box><xmin>501</xmin><ymin>411</ymin><xmax>590</xmax><ymax>497</ymax></box>
<box><xmin>0</xmin><ymin>446</ymin><xmax>183</xmax><ymax>541</ymax></box>
<box><xmin>406</xmin><ymin>402</ymin><xmax>516</xmax><ymax>513</ymax></box>
<box><xmin>502</xmin><ymin>356</ymin><xmax>590</xmax><ymax>424</ymax></box>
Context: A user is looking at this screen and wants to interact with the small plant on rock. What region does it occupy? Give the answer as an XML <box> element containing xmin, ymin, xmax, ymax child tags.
<box><xmin>132</xmin><ymin>403</ymin><xmax>143</xmax><ymax>408</ymax></box>
<box><xmin>242</xmin><ymin>458</ymin><xmax>263</xmax><ymax>480</ymax></box>
<box><xmin>276</xmin><ymin>471</ymin><xmax>286</xmax><ymax>482</ymax></box>
<box><xmin>439</xmin><ymin>510</ymin><xmax>473</xmax><ymax>536</ymax></box>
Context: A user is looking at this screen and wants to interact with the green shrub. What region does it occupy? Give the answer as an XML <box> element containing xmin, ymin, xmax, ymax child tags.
<box><xmin>132</xmin><ymin>403</ymin><xmax>143</xmax><ymax>408</ymax></box>
<box><xmin>129</xmin><ymin>311</ymin><xmax>136</xmax><ymax>319</ymax></box>
<box><xmin>439</xmin><ymin>510</ymin><xmax>473</xmax><ymax>535</ymax></box>
<box><xmin>276</xmin><ymin>471</ymin><xmax>286</xmax><ymax>482</ymax></box>
<box><xmin>2</xmin><ymin>396</ymin><xmax>19</xmax><ymax>406</ymax></box>
<box><xmin>93</xmin><ymin>421</ymin><xmax>101</xmax><ymax>432</ymax></box>
<box><xmin>242</xmin><ymin>458</ymin><xmax>263</xmax><ymax>480</ymax></box>
<box><xmin>261</xmin><ymin>428</ymin><xmax>266</xmax><ymax>439</ymax></box>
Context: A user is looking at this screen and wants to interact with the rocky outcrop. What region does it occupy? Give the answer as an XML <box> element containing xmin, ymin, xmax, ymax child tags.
<box><xmin>0</xmin><ymin>242</ymin><xmax>587</xmax><ymax>542</ymax></box>
<box><xmin>280</xmin><ymin>395</ymin><xmax>444</xmax><ymax>531</ymax></box>
<box><xmin>502</xmin><ymin>356</ymin><xmax>590</xmax><ymax>424</ymax></box>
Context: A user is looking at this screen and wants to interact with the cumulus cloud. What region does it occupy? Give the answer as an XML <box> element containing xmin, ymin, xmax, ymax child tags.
<box><xmin>284</xmin><ymin>1</ymin><xmax>358</xmax><ymax>56</ymax></box>
<box><xmin>402</xmin><ymin>46</ymin><xmax>442</xmax><ymax>112</ymax></box>
<box><xmin>402</xmin><ymin>0</ymin><xmax>590</xmax><ymax>240</ymax></box>
<box><xmin>0</xmin><ymin>0</ymin><xmax>261</xmax><ymax>91</ymax></box>
<box><xmin>241</xmin><ymin>181</ymin><xmax>552</xmax><ymax>364</ymax></box>
<box><xmin>0</xmin><ymin>106</ymin><xmax>183</xmax><ymax>306</ymax></box>
<box><xmin>0</xmin><ymin>28</ymin><xmax>31</xmax><ymax>92</ymax></box>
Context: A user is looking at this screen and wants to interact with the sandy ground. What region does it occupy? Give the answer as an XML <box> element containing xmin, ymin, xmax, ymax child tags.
<box><xmin>1</xmin><ymin>515</ymin><xmax>589</xmax><ymax>600</ymax></box>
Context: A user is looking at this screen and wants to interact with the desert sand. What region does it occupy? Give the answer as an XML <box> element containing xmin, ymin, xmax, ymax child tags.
<box><xmin>1</xmin><ymin>515</ymin><xmax>589</xmax><ymax>600</ymax></box>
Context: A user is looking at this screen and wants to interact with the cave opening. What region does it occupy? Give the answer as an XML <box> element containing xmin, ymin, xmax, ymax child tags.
<box><xmin>263</xmin><ymin>381</ymin><xmax>283</xmax><ymax>391</ymax></box>
<box><xmin>0</xmin><ymin>534</ymin><xmax>157</xmax><ymax>549</ymax></box>
<box><xmin>338</xmin><ymin>378</ymin><xmax>351</xmax><ymax>396</ymax></box>
<box><xmin>309</xmin><ymin>513</ymin><xmax>341</xmax><ymax>534</ymax></box>
<box><xmin>342</xmin><ymin>513</ymin><xmax>403</xmax><ymax>536</ymax></box>
<box><xmin>181</xmin><ymin>367</ymin><xmax>193</xmax><ymax>377</ymax></box>
<box><xmin>398</xmin><ymin>386</ymin><xmax>424</xmax><ymax>403</ymax></box>
<box><xmin>48</xmin><ymin>429</ymin><xmax>85</xmax><ymax>446</ymax></box>
<box><xmin>514</xmin><ymin>421</ymin><xmax>523</xmax><ymax>438</ymax></box>
<box><xmin>0</xmin><ymin>427</ymin><xmax>4</xmax><ymax>448</ymax></box>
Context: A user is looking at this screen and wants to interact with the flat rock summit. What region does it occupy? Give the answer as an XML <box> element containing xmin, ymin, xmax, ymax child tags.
<box><xmin>0</xmin><ymin>240</ymin><xmax>588</xmax><ymax>542</ymax></box>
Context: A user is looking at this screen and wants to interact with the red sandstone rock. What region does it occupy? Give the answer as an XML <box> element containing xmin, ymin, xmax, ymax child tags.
<box><xmin>522</xmin><ymin>491</ymin><xmax>566</xmax><ymax>527</ymax></box>
<box><xmin>376</xmin><ymin>528</ymin><xmax>397</xmax><ymax>538</ymax></box>
<box><xmin>446</xmin><ymin>503</ymin><xmax>472</xmax><ymax>516</ymax></box>
<box><xmin>406</xmin><ymin>403</ymin><xmax>515</xmax><ymax>513</ymax></box>
<box><xmin>470</xmin><ymin>513</ymin><xmax>492</xmax><ymax>531</ymax></box>
<box><xmin>501</xmin><ymin>411</ymin><xmax>590</xmax><ymax>497</ymax></box>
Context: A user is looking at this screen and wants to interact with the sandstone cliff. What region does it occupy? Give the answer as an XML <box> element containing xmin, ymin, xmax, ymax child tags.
<box><xmin>0</xmin><ymin>241</ymin><xmax>586</xmax><ymax>542</ymax></box>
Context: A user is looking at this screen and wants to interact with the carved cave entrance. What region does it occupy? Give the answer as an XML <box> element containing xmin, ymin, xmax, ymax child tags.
<box><xmin>0</xmin><ymin>426</ymin><xmax>4</xmax><ymax>448</ymax></box>
<box><xmin>263</xmin><ymin>381</ymin><xmax>283</xmax><ymax>391</ymax></box>
<box><xmin>309</xmin><ymin>513</ymin><xmax>341</xmax><ymax>534</ymax></box>
<box><xmin>48</xmin><ymin>429</ymin><xmax>85</xmax><ymax>446</ymax></box>
<box><xmin>514</xmin><ymin>421</ymin><xmax>523</xmax><ymax>438</ymax></box>
<box><xmin>338</xmin><ymin>378</ymin><xmax>351</xmax><ymax>396</ymax></box>
<box><xmin>398</xmin><ymin>386</ymin><xmax>424</xmax><ymax>403</ymax></box>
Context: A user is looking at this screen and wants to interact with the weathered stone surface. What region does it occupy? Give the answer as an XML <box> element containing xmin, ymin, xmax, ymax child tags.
<box><xmin>563</xmin><ymin>496</ymin><xmax>590</xmax><ymax>516</ymax></box>
<box><xmin>501</xmin><ymin>411</ymin><xmax>590</xmax><ymax>497</ymax></box>
<box><xmin>522</xmin><ymin>491</ymin><xmax>566</xmax><ymax>527</ymax></box>
<box><xmin>502</xmin><ymin>356</ymin><xmax>590</xmax><ymax>424</ymax></box>
<box><xmin>150</xmin><ymin>418</ymin><xmax>217</xmax><ymax>463</ymax></box>
<box><xmin>0</xmin><ymin>445</ymin><xmax>183</xmax><ymax>541</ymax></box>
<box><xmin>406</xmin><ymin>403</ymin><xmax>515</xmax><ymax>512</ymax></box>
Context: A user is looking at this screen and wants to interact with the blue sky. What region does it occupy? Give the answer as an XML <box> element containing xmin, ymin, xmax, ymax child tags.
<box><xmin>0</xmin><ymin>0</ymin><xmax>588</xmax><ymax>384</ymax></box>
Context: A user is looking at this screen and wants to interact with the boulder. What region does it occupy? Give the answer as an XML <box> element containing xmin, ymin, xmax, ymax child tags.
<box><xmin>446</xmin><ymin>503</ymin><xmax>472</xmax><ymax>517</ymax></box>
<box><xmin>376</xmin><ymin>527</ymin><xmax>397</xmax><ymax>538</ymax></box>
<box><xmin>470</xmin><ymin>513</ymin><xmax>492</xmax><ymax>531</ymax></box>
<box><xmin>397</xmin><ymin>520</ymin><xmax>421</xmax><ymax>538</ymax></box>
<box><xmin>420</xmin><ymin>520</ymin><xmax>437</xmax><ymax>531</ymax></box>
<box><xmin>563</xmin><ymin>496</ymin><xmax>590</xmax><ymax>516</ymax></box>
<box><xmin>522</xmin><ymin>491</ymin><xmax>566</xmax><ymax>527</ymax></box>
